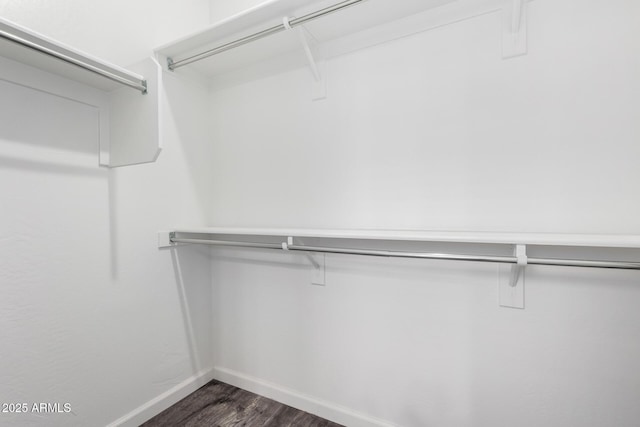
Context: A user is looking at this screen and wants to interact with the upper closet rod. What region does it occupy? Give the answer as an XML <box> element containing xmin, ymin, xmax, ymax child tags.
<box><xmin>0</xmin><ymin>24</ymin><xmax>147</xmax><ymax>93</ymax></box>
<box><xmin>167</xmin><ymin>0</ymin><xmax>365</xmax><ymax>71</ymax></box>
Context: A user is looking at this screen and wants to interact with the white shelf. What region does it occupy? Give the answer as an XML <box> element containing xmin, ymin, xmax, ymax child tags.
<box><xmin>154</xmin><ymin>0</ymin><xmax>531</xmax><ymax>89</ymax></box>
<box><xmin>168</xmin><ymin>227</ymin><xmax>640</xmax><ymax>249</ymax></box>
<box><xmin>0</xmin><ymin>17</ymin><xmax>145</xmax><ymax>92</ymax></box>
<box><xmin>155</xmin><ymin>0</ymin><xmax>459</xmax><ymax>79</ymax></box>
<box><xmin>0</xmin><ymin>17</ymin><xmax>162</xmax><ymax>167</ymax></box>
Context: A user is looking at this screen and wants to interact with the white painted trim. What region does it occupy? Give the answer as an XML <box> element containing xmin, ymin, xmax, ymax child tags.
<box><xmin>213</xmin><ymin>366</ymin><xmax>400</xmax><ymax>427</ymax></box>
<box><xmin>106</xmin><ymin>368</ymin><xmax>215</xmax><ymax>427</ymax></box>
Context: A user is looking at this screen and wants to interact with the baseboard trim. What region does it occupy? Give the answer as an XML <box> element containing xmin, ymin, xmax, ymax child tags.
<box><xmin>107</xmin><ymin>368</ymin><xmax>215</xmax><ymax>427</ymax></box>
<box><xmin>213</xmin><ymin>366</ymin><xmax>398</xmax><ymax>427</ymax></box>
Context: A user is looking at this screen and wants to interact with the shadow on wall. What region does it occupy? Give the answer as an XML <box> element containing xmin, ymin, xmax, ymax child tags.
<box><xmin>0</xmin><ymin>155</ymin><xmax>105</xmax><ymax>177</ymax></box>
<box><xmin>160</xmin><ymin>70</ymin><xmax>213</xmax><ymax>221</ymax></box>
<box><xmin>0</xmin><ymin>79</ymin><xmax>99</xmax><ymax>153</ymax></box>
<box><xmin>170</xmin><ymin>246</ymin><xmax>212</xmax><ymax>375</ymax></box>
<box><xmin>0</xmin><ymin>77</ymin><xmax>120</xmax><ymax>279</ymax></box>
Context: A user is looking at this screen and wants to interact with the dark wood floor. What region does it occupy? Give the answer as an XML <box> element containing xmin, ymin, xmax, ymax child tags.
<box><xmin>141</xmin><ymin>380</ymin><xmax>344</xmax><ymax>427</ymax></box>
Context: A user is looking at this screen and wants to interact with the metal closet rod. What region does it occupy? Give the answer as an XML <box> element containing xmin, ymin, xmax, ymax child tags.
<box><xmin>167</xmin><ymin>0</ymin><xmax>366</xmax><ymax>71</ymax></box>
<box><xmin>169</xmin><ymin>237</ymin><xmax>640</xmax><ymax>270</ymax></box>
<box><xmin>0</xmin><ymin>28</ymin><xmax>147</xmax><ymax>93</ymax></box>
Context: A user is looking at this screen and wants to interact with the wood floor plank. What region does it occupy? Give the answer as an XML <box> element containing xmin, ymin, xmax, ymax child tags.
<box><xmin>142</xmin><ymin>382</ymin><xmax>238</xmax><ymax>426</ymax></box>
<box><xmin>142</xmin><ymin>380</ymin><xmax>344</xmax><ymax>427</ymax></box>
<box><xmin>266</xmin><ymin>405</ymin><xmax>339</xmax><ymax>427</ymax></box>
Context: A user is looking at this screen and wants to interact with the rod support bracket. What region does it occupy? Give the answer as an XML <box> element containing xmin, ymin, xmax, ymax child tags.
<box><xmin>283</xmin><ymin>17</ymin><xmax>326</xmax><ymax>100</ymax></box>
<box><xmin>282</xmin><ymin>236</ymin><xmax>293</xmax><ymax>250</ymax></box>
<box><xmin>284</xmin><ymin>236</ymin><xmax>325</xmax><ymax>284</ymax></box>
<box><xmin>498</xmin><ymin>244</ymin><xmax>526</xmax><ymax>309</ymax></box>
<box><xmin>511</xmin><ymin>244</ymin><xmax>528</xmax><ymax>287</ymax></box>
<box><xmin>158</xmin><ymin>231</ymin><xmax>175</xmax><ymax>248</ymax></box>
<box><xmin>502</xmin><ymin>0</ymin><xmax>528</xmax><ymax>58</ymax></box>
<box><xmin>309</xmin><ymin>252</ymin><xmax>326</xmax><ymax>285</ymax></box>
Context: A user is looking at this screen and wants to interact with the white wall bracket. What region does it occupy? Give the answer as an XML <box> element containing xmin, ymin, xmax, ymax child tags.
<box><xmin>502</xmin><ymin>0</ymin><xmax>528</xmax><ymax>59</ymax></box>
<box><xmin>304</xmin><ymin>252</ymin><xmax>320</xmax><ymax>270</ymax></box>
<box><xmin>498</xmin><ymin>244</ymin><xmax>527</xmax><ymax>309</ymax></box>
<box><xmin>283</xmin><ymin>17</ymin><xmax>327</xmax><ymax>100</ymax></box>
<box><xmin>308</xmin><ymin>253</ymin><xmax>326</xmax><ymax>286</ymax></box>
<box><xmin>158</xmin><ymin>231</ymin><xmax>175</xmax><ymax>248</ymax></box>
<box><xmin>286</xmin><ymin>236</ymin><xmax>326</xmax><ymax>285</ymax></box>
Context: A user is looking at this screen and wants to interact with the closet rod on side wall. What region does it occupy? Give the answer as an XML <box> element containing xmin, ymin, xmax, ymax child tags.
<box><xmin>167</xmin><ymin>0</ymin><xmax>366</xmax><ymax>70</ymax></box>
<box><xmin>170</xmin><ymin>238</ymin><xmax>283</xmax><ymax>250</ymax></box>
<box><xmin>169</xmin><ymin>237</ymin><xmax>640</xmax><ymax>270</ymax></box>
<box><xmin>0</xmin><ymin>20</ymin><xmax>148</xmax><ymax>93</ymax></box>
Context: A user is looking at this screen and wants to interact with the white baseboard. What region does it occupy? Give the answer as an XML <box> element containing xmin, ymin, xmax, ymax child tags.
<box><xmin>107</xmin><ymin>368</ymin><xmax>216</xmax><ymax>427</ymax></box>
<box><xmin>212</xmin><ymin>366</ymin><xmax>398</xmax><ymax>427</ymax></box>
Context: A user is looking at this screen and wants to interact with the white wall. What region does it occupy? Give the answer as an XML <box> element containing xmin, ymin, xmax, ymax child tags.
<box><xmin>208</xmin><ymin>0</ymin><xmax>640</xmax><ymax>233</ymax></box>
<box><xmin>209</xmin><ymin>0</ymin><xmax>271</xmax><ymax>24</ymax></box>
<box><xmin>207</xmin><ymin>0</ymin><xmax>640</xmax><ymax>426</ymax></box>
<box><xmin>0</xmin><ymin>0</ymin><xmax>210</xmax><ymax>66</ymax></box>
<box><xmin>0</xmin><ymin>1</ymin><xmax>214</xmax><ymax>426</ymax></box>
<box><xmin>2</xmin><ymin>0</ymin><xmax>639</xmax><ymax>426</ymax></box>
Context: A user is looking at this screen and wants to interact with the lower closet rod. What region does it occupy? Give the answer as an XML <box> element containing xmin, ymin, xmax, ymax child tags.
<box><xmin>170</xmin><ymin>238</ymin><xmax>282</xmax><ymax>250</ymax></box>
<box><xmin>169</xmin><ymin>237</ymin><xmax>640</xmax><ymax>270</ymax></box>
<box><xmin>287</xmin><ymin>245</ymin><xmax>640</xmax><ymax>270</ymax></box>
